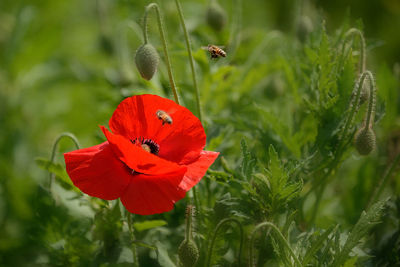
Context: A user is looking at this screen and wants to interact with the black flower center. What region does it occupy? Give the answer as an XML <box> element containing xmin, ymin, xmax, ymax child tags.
<box><xmin>131</xmin><ymin>137</ymin><xmax>160</xmax><ymax>155</ymax></box>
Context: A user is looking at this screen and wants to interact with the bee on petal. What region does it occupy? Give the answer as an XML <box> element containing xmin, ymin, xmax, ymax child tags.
<box><xmin>202</xmin><ymin>44</ymin><xmax>226</xmax><ymax>59</ymax></box>
<box><xmin>156</xmin><ymin>110</ymin><xmax>173</xmax><ymax>125</ymax></box>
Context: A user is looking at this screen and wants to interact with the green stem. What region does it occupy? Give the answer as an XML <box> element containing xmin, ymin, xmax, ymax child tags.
<box><xmin>367</xmin><ymin>152</ymin><xmax>400</xmax><ymax>209</ymax></box>
<box><xmin>174</xmin><ymin>0</ymin><xmax>202</xmax><ymax>122</ymax></box>
<box><xmin>142</xmin><ymin>3</ymin><xmax>180</xmax><ymax>104</ymax></box>
<box><xmin>249</xmin><ymin>222</ymin><xmax>301</xmax><ymax>267</ymax></box>
<box><xmin>184</xmin><ymin>205</ymin><xmax>194</xmax><ymax>240</ymax></box>
<box><xmin>308</xmin><ymin>71</ymin><xmax>375</xmax><ymax>225</ymax></box>
<box><xmin>364</xmin><ymin>71</ymin><xmax>376</xmax><ymax>129</ymax></box>
<box><xmin>337</xmin><ymin>71</ymin><xmax>372</xmax><ymax>156</ymax></box>
<box><xmin>191</xmin><ymin>186</ymin><xmax>200</xmax><ymax>215</ymax></box>
<box><xmin>127</xmin><ymin>213</ymin><xmax>139</xmax><ymax>267</ymax></box>
<box><xmin>49</xmin><ymin>133</ymin><xmax>80</xmax><ymax>189</ymax></box>
<box><xmin>341</xmin><ymin>28</ymin><xmax>366</xmax><ymax>74</ymax></box>
<box><xmin>206</xmin><ymin>218</ymin><xmax>243</xmax><ymax>267</ymax></box>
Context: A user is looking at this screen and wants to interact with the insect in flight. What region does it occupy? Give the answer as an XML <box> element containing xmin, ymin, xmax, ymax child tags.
<box><xmin>156</xmin><ymin>110</ymin><xmax>173</xmax><ymax>125</ymax></box>
<box><xmin>201</xmin><ymin>44</ymin><xmax>226</xmax><ymax>59</ymax></box>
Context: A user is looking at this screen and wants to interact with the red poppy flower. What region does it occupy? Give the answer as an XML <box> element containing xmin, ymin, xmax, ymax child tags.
<box><xmin>64</xmin><ymin>94</ymin><xmax>219</xmax><ymax>215</ymax></box>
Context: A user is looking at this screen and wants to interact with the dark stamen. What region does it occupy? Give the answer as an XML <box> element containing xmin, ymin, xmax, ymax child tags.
<box><xmin>130</xmin><ymin>137</ymin><xmax>160</xmax><ymax>155</ymax></box>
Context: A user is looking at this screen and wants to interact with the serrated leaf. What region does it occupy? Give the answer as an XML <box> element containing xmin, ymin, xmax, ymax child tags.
<box><xmin>256</xmin><ymin>106</ymin><xmax>301</xmax><ymax>158</ymax></box>
<box><xmin>240</xmin><ymin>139</ymin><xmax>256</xmax><ymax>178</ymax></box>
<box><xmin>302</xmin><ymin>226</ymin><xmax>335</xmax><ymax>266</ymax></box>
<box><xmin>133</xmin><ymin>220</ymin><xmax>167</xmax><ymax>232</ymax></box>
<box><xmin>332</xmin><ymin>200</ymin><xmax>388</xmax><ymax>267</ymax></box>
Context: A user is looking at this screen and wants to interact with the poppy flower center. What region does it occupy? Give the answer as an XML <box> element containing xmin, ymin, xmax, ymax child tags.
<box><xmin>131</xmin><ymin>137</ymin><xmax>160</xmax><ymax>155</ymax></box>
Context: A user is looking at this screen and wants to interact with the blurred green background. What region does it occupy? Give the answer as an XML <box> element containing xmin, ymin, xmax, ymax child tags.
<box><xmin>1</xmin><ymin>0</ymin><xmax>400</xmax><ymax>266</ymax></box>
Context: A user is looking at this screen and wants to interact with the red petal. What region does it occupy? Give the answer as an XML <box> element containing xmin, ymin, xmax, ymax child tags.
<box><xmin>109</xmin><ymin>94</ymin><xmax>206</xmax><ymax>163</ymax></box>
<box><xmin>64</xmin><ymin>142</ymin><xmax>131</xmax><ymax>200</ymax></box>
<box><xmin>120</xmin><ymin>169</ymin><xmax>187</xmax><ymax>215</ymax></box>
<box><xmin>101</xmin><ymin>126</ymin><xmax>187</xmax><ymax>176</ymax></box>
<box><xmin>179</xmin><ymin>151</ymin><xmax>219</xmax><ymax>191</ymax></box>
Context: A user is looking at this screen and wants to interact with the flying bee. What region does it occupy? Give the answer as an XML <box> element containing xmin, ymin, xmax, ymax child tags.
<box><xmin>156</xmin><ymin>110</ymin><xmax>173</xmax><ymax>125</ymax></box>
<box><xmin>201</xmin><ymin>44</ymin><xmax>226</xmax><ymax>59</ymax></box>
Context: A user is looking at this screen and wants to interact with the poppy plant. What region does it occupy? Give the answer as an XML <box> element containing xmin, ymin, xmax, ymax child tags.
<box><xmin>64</xmin><ymin>94</ymin><xmax>219</xmax><ymax>215</ymax></box>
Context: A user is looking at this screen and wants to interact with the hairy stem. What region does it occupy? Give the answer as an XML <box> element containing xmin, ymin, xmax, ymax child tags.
<box><xmin>142</xmin><ymin>3</ymin><xmax>180</xmax><ymax>104</ymax></box>
<box><xmin>185</xmin><ymin>205</ymin><xmax>194</xmax><ymax>240</ymax></box>
<box><xmin>49</xmin><ymin>133</ymin><xmax>80</xmax><ymax>189</ymax></box>
<box><xmin>206</xmin><ymin>218</ymin><xmax>243</xmax><ymax>267</ymax></box>
<box><xmin>249</xmin><ymin>221</ymin><xmax>301</xmax><ymax>267</ymax></box>
<box><xmin>341</xmin><ymin>28</ymin><xmax>366</xmax><ymax>75</ymax></box>
<box><xmin>337</xmin><ymin>71</ymin><xmax>373</xmax><ymax>156</ymax></box>
<box><xmin>364</xmin><ymin>71</ymin><xmax>376</xmax><ymax>129</ymax></box>
<box><xmin>174</xmin><ymin>0</ymin><xmax>202</xmax><ymax>122</ymax></box>
<box><xmin>308</xmin><ymin>71</ymin><xmax>376</xmax><ymax>225</ymax></box>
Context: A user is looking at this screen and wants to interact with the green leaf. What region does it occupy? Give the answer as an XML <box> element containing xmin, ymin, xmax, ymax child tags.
<box><xmin>302</xmin><ymin>226</ymin><xmax>335</xmax><ymax>266</ymax></box>
<box><xmin>256</xmin><ymin>106</ymin><xmax>301</xmax><ymax>158</ymax></box>
<box><xmin>332</xmin><ymin>200</ymin><xmax>388</xmax><ymax>267</ymax></box>
<box><xmin>240</xmin><ymin>139</ymin><xmax>256</xmax><ymax>178</ymax></box>
<box><xmin>35</xmin><ymin>157</ymin><xmax>80</xmax><ymax>192</ymax></box>
<box><xmin>133</xmin><ymin>220</ymin><xmax>167</xmax><ymax>232</ymax></box>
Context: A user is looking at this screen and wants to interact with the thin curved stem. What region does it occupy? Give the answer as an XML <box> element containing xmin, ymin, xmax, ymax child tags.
<box><xmin>367</xmin><ymin>152</ymin><xmax>400</xmax><ymax>209</ymax></box>
<box><xmin>337</xmin><ymin>71</ymin><xmax>373</xmax><ymax>156</ymax></box>
<box><xmin>308</xmin><ymin>71</ymin><xmax>376</xmax><ymax>226</ymax></box>
<box><xmin>142</xmin><ymin>3</ymin><xmax>180</xmax><ymax>104</ymax></box>
<box><xmin>206</xmin><ymin>218</ymin><xmax>243</xmax><ymax>267</ymax></box>
<box><xmin>174</xmin><ymin>0</ymin><xmax>202</xmax><ymax>122</ymax></box>
<box><xmin>341</xmin><ymin>28</ymin><xmax>366</xmax><ymax>75</ymax></box>
<box><xmin>364</xmin><ymin>71</ymin><xmax>376</xmax><ymax>129</ymax></box>
<box><xmin>49</xmin><ymin>133</ymin><xmax>80</xmax><ymax>189</ymax></box>
<box><xmin>249</xmin><ymin>222</ymin><xmax>301</xmax><ymax>267</ymax></box>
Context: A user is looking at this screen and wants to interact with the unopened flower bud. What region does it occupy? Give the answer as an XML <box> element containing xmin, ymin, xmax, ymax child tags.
<box><xmin>206</xmin><ymin>0</ymin><xmax>227</xmax><ymax>32</ymax></box>
<box><xmin>135</xmin><ymin>44</ymin><xmax>159</xmax><ymax>80</ymax></box>
<box><xmin>178</xmin><ymin>239</ymin><xmax>199</xmax><ymax>267</ymax></box>
<box><xmin>354</xmin><ymin>127</ymin><xmax>376</xmax><ymax>155</ymax></box>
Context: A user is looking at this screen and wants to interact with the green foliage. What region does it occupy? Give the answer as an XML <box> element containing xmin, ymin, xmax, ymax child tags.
<box><xmin>332</xmin><ymin>200</ymin><xmax>388</xmax><ymax>267</ymax></box>
<box><xmin>1</xmin><ymin>0</ymin><xmax>399</xmax><ymax>266</ymax></box>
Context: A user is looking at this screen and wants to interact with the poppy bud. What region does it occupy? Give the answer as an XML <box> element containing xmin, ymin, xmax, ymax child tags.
<box><xmin>178</xmin><ymin>239</ymin><xmax>199</xmax><ymax>267</ymax></box>
<box><xmin>178</xmin><ymin>205</ymin><xmax>198</xmax><ymax>267</ymax></box>
<box><xmin>206</xmin><ymin>0</ymin><xmax>227</xmax><ymax>32</ymax></box>
<box><xmin>135</xmin><ymin>43</ymin><xmax>159</xmax><ymax>80</ymax></box>
<box><xmin>296</xmin><ymin>15</ymin><xmax>313</xmax><ymax>42</ymax></box>
<box><xmin>354</xmin><ymin>127</ymin><xmax>376</xmax><ymax>155</ymax></box>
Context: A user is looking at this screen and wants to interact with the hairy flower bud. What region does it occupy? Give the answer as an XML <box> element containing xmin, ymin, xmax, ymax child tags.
<box><xmin>178</xmin><ymin>239</ymin><xmax>199</xmax><ymax>267</ymax></box>
<box><xmin>354</xmin><ymin>127</ymin><xmax>376</xmax><ymax>155</ymax></box>
<box><xmin>135</xmin><ymin>44</ymin><xmax>159</xmax><ymax>80</ymax></box>
<box><xmin>206</xmin><ymin>0</ymin><xmax>227</xmax><ymax>32</ymax></box>
<box><xmin>296</xmin><ymin>16</ymin><xmax>313</xmax><ymax>42</ymax></box>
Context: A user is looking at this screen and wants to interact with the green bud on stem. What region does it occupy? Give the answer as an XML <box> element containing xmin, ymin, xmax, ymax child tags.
<box><xmin>135</xmin><ymin>43</ymin><xmax>159</xmax><ymax>80</ymax></box>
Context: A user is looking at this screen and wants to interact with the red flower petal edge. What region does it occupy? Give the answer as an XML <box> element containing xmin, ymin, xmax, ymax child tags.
<box><xmin>64</xmin><ymin>94</ymin><xmax>219</xmax><ymax>215</ymax></box>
